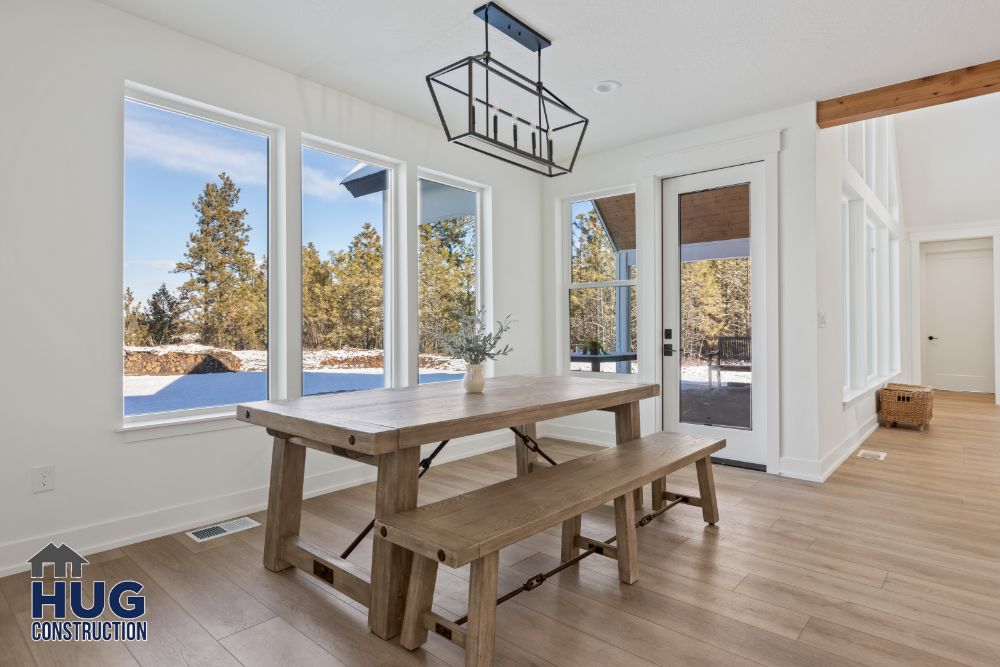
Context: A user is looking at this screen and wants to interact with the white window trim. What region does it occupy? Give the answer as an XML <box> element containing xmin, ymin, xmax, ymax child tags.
<box><xmin>840</xmin><ymin>117</ymin><xmax>903</xmax><ymax>404</ymax></box>
<box><xmin>300</xmin><ymin>134</ymin><xmax>403</xmax><ymax>392</ymax></box>
<box><xmin>121</xmin><ymin>83</ymin><xmax>285</xmax><ymax>431</ymax></box>
<box><xmin>558</xmin><ymin>184</ymin><xmax>639</xmax><ymax>382</ymax></box>
<box><xmin>416</xmin><ymin>167</ymin><xmax>491</xmax><ymax>379</ymax></box>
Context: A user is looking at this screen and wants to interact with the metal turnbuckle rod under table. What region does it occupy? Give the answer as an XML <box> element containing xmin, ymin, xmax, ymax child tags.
<box><xmin>339</xmin><ymin>439</ymin><xmax>450</xmax><ymax>560</ymax></box>
<box><xmin>509</xmin><ymin>426</ymin><xmax>558</xmax><ymax>466</ymax></box>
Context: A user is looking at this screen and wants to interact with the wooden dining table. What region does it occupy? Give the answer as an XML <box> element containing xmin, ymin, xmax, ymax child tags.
<box><xmin>237</xmin><ymin>374</ymin><xmax>659</xmax><ymax>640</ymax></box>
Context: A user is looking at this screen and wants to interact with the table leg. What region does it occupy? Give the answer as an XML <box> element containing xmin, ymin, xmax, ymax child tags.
<box><xmin>591</xmin><ymin>359</ymin><xmax>600</xmax><ymax>372</ymax></box>
<box><xmin>614</xmin><ymin>401</ymin><xmax>643</xmax><ymax>509</ymax></box>
<box><xmin>514</xmin><ymin>423</ymin><xmax>538</xmax><ymax>476</ymax></box>
<box><xmin>263</xmin><ymin>436</ymin><xmax>306</xmax><ymax>572</ymax></box>
<box><xmin>369</xmin><ymin>446</ymin><xmax>420</xmax><ymax>639</ymax></box>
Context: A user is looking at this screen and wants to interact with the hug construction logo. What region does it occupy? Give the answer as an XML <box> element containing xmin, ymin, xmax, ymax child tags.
<box><xmin>27</xmin><ymin>543</ymin><xmax>147</xmax><ymax>642</ymax></box>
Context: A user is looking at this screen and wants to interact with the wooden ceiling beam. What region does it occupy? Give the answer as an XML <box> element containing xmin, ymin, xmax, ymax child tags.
<box><xmin>816</xmin><ymin>58</ymin><xmax>1000</xmax><ymax>128</ymax></box>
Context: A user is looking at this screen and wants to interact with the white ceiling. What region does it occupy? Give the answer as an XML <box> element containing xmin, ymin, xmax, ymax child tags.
<box><xmin>99</xmin><ymin>0</ymin><xmax>1000</xmax><ymax>155</ymax></box>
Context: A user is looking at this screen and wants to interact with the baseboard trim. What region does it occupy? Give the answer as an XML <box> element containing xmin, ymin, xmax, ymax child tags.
<box><xmin>822</xmin><ymin>415</ymin><xmax>879</xmax><ymax>480</ymax></box>
<box><xmin>779</xmin><ymin>415</ymin><xmax>878</xmax><ymax>483</ymax></box>
<box><xmin>0</xmin><ymin>431</ymin><xmax>512</xmax><ymax>577</ymax></box>
<box><xmin>538</xmin><ymin>421</ymin><xmax>614</xmax><ymax>446</ymax></box>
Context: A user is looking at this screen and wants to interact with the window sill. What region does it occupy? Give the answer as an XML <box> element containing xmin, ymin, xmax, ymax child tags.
<box><xmin>842</xmin><ymin>371</ymin><xmax>901</xmax><ymax>408</ymax></box>
<box><xmin>118</xmin><ymin>407</ymin><xmax>252</xmax><ymax>443</ymax></box>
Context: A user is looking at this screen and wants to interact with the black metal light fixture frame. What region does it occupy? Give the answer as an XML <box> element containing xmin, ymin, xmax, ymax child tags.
<box><xmin>426</xmin><ymin>2</ymin><xmax>588</xmax><ymax>177</ymax></box>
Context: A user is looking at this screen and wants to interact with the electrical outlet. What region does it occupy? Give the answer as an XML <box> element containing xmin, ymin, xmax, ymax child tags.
<box><xmin>32</xmin><ymin>465</ymin><xmax>54</xmax><ymax>494</ymax></box>
<box><xmin>817</xmin><ymin>311</ymin><xmax>827</xmax><ymax>328</ymax></box>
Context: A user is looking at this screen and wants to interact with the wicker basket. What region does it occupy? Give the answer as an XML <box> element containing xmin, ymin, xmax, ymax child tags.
<box><xmin>878</xmin><ymin>383</ymin><xmax>934</xmax><ymax>431</ymax></box>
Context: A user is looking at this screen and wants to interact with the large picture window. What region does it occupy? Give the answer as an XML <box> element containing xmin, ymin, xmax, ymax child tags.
<box><xmin>417</xmin><ymin>177</ymin><xmax>479</xmax><ymax>383</ymax></box>
<box><xmin>301</xmin><ymin>145</ymin><xmax>388</xmax><ymax>395</ymax></box>
<box><xmin>123</xmin><ymin>98</ymin><xmax>269</xmax><ymax>416</ymax></box>
<box><xmin>568</xmin><ymin>194</ymin><xmax>637</xmax><ymax>374</ymax></box>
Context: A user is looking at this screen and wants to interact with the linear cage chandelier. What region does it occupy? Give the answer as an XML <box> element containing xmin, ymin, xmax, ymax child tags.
<box><xmin>426</xmin><ymin>2</ymin><xmax>588</xmax><ymax>177</ymax></box>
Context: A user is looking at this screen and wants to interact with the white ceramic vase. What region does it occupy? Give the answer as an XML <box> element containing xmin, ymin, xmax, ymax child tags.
<box><xmin>463</xmin><ymin>363</ymin><xmax>486</xmax><ymax>393</ymax></box>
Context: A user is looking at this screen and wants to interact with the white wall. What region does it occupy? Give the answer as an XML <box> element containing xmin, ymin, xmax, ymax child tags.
<box><xmin>538</xmin><ymin>103</ymin><xmax>826</xmax><ymax>479</ymax></box>
<box><xmin>814</xmin><ymin>120</ymin><xmax>909</xmax><ymax>473</ymax></box>
<box><xmin>895</xmin><ymin>93</ymin><xmax>1000</xmax><ymax>228</ymax></box>
<box><xmin>0</xmin><ymin>0</ymin><xmax>543</xmax><ymax>575</ymax></box>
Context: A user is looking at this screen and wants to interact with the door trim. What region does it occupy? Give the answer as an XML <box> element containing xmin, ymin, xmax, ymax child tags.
<box><xmin>639</xmin><ymin>131</ymin><xmax>781</xmax><ymax>473</ymax></box>
<box><xmin>909</xmin><ymin>221</ymin><xmax>1000</xmax><ymax>403</ymax></box>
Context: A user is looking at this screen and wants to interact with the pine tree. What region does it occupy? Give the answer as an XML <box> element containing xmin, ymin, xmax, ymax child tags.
<box><xmin>569</xmin><ymin>209</ymin><xmax>618</xmax><ymax>352</ymax></box>
<box><xmin>173</xmin><ymin>172</ymin><xmax>265</xmax><ymax>349</ymax></box>
<box><xmin>418</xmin><ymin>216</ymin><xmax>476</xmax><ymax>354</ymax></box>
<box><xmin>123</xmin><ymin>287</ymin><xmax>148</xmax><ymax>346</ymax></box>
<box><xmin>142</xmin><ymin>283</ymin><xmax>183</xmax><ymax>345</ymax></box>
<box><xmin>329</xmin><ymin>223</ymin><xmax>384</xmax><ymax>350</ymax></box>
<box><xmin>302</xmin><ymin>242</ymin><xmax>334</xmax><ymax>350</ymax></box>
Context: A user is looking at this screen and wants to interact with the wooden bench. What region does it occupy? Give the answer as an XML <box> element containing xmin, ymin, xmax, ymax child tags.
<box><xmin>374</xmin><ymin>432</ymin><xmax>725</xmax><ymax>666</ymax></box>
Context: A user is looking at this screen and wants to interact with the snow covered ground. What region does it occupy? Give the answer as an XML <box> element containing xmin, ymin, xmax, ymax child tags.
<box><xmin>124</xmin><ymin>367</ymin><xmax>462</xmax><ymax>415</ymax></box>
<box><xmin>566</xmin><ymin>361</ymin><xmax>751</xmax><ymax>385</ymax></box>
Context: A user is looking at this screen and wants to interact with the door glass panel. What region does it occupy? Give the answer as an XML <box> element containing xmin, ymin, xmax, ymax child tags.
<box><xmin>678</xmin><ymin>184</ymin><xmax>752</xmax><ymax>429</ymax></box>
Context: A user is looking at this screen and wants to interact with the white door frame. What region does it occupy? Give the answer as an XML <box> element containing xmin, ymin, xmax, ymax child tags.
<box><xmin>909</xmin><ymin>221</ymin><xmax>1000</xmax><ymax>403</ymax></box>
<box><xmin>638</xmin><ymin>131</ymin><xmax>781</xmax><ymax>473</ymax></box>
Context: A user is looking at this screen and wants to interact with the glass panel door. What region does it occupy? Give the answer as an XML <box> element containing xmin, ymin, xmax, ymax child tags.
<box><xmin>662</xmin><ymin>163</ymin><xmax>768</xmax><ymax>468</ymax></box>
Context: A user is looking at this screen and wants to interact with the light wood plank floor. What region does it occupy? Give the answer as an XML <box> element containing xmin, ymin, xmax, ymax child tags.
<box><xmin>3</xmin><ymin>390</ymin><xmax>999</xmax><ymax>666</ymax></box>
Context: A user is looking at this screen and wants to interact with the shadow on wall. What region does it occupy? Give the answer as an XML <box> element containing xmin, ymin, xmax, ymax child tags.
<box><xmin>123</xmin><ymin>371</ymin><xmax>462</xmax><ymax>415</ymax></box>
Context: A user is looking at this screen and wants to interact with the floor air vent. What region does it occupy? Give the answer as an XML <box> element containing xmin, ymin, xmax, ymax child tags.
<box><xmin>186</xmin><ymin>516</ymin><xmax>260</xmax><ymax>543</ymax></box>
<box><xmin>856</xmin><ymin>450</ymin><xmax>887</xmax><ymax>461</ymax></box>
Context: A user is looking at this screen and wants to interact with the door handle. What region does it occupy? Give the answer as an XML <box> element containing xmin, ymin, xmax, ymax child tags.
<box><xmin>663</xmin><ymin>343</ymin><xmax>674</xmax><ymax>357</ymax></box>
<box><xmin>927</xmin><ymin>336</ymin><xmax>939</xmax><ymax>341</ymax></box>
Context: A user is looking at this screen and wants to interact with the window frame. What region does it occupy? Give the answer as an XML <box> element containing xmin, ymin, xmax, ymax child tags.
<box><xmin>120</xmin><ymin>83</ymin><xmax>283</xmax><ymax>430</ymax></box>
<box><xmin>118</xmin><ymin>86</ymin><xmax>492</xmax><ymax>437</ymax></box>
<box><xmin>558</xmin><ymin>184</ymin><xmax>639</xmax><ymax>381</ymax></box>
<box><xmin>841</xmin><ymin>118</ymin><xmax>903</xmax><ymax>404</ymax></box>
<box><xmin>299</xmin><ymin>135</ymin><xmax>400</xmax><ymax>394</ymax></box>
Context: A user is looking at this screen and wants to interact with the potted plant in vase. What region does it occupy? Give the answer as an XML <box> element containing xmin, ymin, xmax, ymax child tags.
<box><xmin>441</xmin><ymin>307</ymin><xmax>514</xmax><ymax>393</ymax></box>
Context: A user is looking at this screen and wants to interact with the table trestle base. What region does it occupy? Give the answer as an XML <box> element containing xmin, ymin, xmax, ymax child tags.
<box><xmin>280</xmin><ymin>535</ymin><xmax>372</xmax><ymax>607</ymax></box>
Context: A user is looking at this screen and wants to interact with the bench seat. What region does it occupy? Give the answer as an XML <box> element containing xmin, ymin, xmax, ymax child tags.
<box><xmin>375</xmin><ymin>431</ymin><xmax>725</xmax><ymax>666</ymax></box>
<box><xmin>376</xmin><ymin>432</ymin><xmax>724</xmax><ymax>568</ymax></box>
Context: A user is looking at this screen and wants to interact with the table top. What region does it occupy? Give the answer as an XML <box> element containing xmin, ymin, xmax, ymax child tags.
<box><xmin>237</xmin><ymin>375</ymin><xmax>659</xmax><ymax>454</ymax></box>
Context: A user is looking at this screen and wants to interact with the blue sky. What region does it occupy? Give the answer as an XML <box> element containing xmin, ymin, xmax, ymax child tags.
<box><xmin>124</xmin><ymin>100</ymin><xmax>382</xmax><ymax>303</ymax></box>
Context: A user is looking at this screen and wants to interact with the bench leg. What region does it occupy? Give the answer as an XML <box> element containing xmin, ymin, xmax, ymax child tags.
<box><xmin>467</xmin><ymin>552</ymin><xmax>499</xmax><ymax>667</ymax></box>
<box><xmin>695</xmin><ymin>456</ymin><xmax>720</xmax><ymax>525</ymax></box>
<box><xmin>560</xmin><ymin>515</ymin><xmax>582</xmax><ymax>562</ymax></box>
<box><xmin>514</xmin><ymin>423</ymin><xmax>538</xmax><ymax>476</ymax></box>
<box><xmin>263</xmin><ymin>436</ymin><xmax>306</xmax><ymax>572</ymax></box>
<box><xmin>651</xmin><ymin>477</ymin><xmax>666</xmax><ymax>512</ymax></box>
<box><xmin>613</xmin><ymin>492</ymin><xmax>638</xmax><ymax>584</ymax></box>
<box><xmin>400</xmin><ymin>554</ymin><xmax>438</xmax><ymax>650</ymax></box>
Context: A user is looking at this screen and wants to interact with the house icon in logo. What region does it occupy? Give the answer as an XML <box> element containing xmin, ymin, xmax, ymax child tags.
<box><xmin>27</xmin><ymin>543</ymin><xmax>88</xmax><ymax>579</ymax></box>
